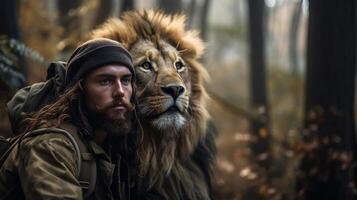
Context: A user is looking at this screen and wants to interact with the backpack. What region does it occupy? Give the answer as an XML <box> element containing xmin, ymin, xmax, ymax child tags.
<box><xmin>7</xmin><ymin>61</ymin><xmax>66</xmax><ymax>135</ymax></box>
<box><xmin>0</xmin><ymin>127</ymin><xmax>96</xmax><ymax>198</ymax></box>
<box><xmin>2</xmin><ymin>61</ymin><xmax>97</xmax><ymax>198</ymax></box>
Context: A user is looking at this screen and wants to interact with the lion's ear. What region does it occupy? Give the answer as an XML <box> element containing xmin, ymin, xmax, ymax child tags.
<box><xmin>179</xmin><ymin>30</ymin><xmax>205</xmax><ymax>59</ymax></box>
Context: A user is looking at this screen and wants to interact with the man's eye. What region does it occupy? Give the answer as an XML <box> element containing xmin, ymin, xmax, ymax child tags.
<box><xmin>99</xmin><ymin>79</ymin><xmax>111</xmax><ymax>86</ymax></box>
<box><xmin>122</xmin><ymin>77</ymin><xmax>131</xmax><ymax>85</ymax></box>
<box><xmin>140</xmin><ymin>61</ymin><xmax>153</xmax><ymax>71</ymax></box>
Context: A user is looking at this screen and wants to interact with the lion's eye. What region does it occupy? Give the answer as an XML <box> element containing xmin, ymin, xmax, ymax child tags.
<box><xmin>175</xmin><ymin>61</ymin><xmax>185</xmax><ymax>72</ymax></box>
<box><xmin>140</xmin><ymin>61</ymin><xmax>153</xmax><ymax>72</ymax></box>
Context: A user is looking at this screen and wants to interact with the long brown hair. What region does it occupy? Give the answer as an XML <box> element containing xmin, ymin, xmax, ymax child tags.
<box><xmin>21</xmin><ymin>84</ymin><xmax>81</xmax><ymax>133</ymax></box>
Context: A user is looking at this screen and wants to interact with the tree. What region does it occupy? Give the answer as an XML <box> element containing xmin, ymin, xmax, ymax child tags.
<box><xmin>0</xmin><ymin>0</ymin><xmax>26</xmax><ymax>138</ymax></box>
<box><xmin>297</xmin><ymin>0</ymin><xmax>357</xmax><ymax>199</ymax></box>
<box><xmin>57</xmin><ymin>0</ymin><xmax>83</xmax><ymax>52</ymax></box>
<box><xmin>158</xmin><ymin>0</ymin><xmax>182</xmax><ymax>14</ymax></box>
<box><xmin>200</xmin><ymin>0</ymin><xmax>211</xmax><ymax>41</ymax></box>
<box><xmin>289</xmin><ymin>0</ymin><xmax>302</xmax><ymax>75</ymax></box>
<box><xmin>0</xmin><ymin>0</ymin><xmax>26</xmax><ymax>83</ymax></box>
<box><xmin>96</xmin><ymin>0</ymin><xmax>134</xmax><ymax>26</ymax></box>
<box><xmin>0</xmin><ymin>0</ymin><xmax>20</xmax><ymax>39</ymax></box>
<box><xmin>247</xmin><ymin>0</ymin><xmax>271</xmax><ymax>166</ymax></box>
<box><xmin>121</xmin><ymin>0</ymin><xmax>135</xmax><ymax>12</ymax></box>
<box><xmin>187</xmin><ymin>0</ymin><xmax>196</xmax><ymax>28</ymax></box>
<box><xmin>0</xmin><ymin>0</ymin><xmax>26</xmax><ymax>88</ymax></box>
<box><xmin>57</xmin><ymin>0</ymin><xmax>82</xmax><ymax>29</ymax></box>
<box><xmin>95</xmin><ymin>0</ymin><xmax>113</xmax><ymax>25</ymax></box>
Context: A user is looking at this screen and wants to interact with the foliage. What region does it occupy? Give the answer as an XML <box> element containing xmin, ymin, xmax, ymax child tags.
<box><xmin>0</xmin><ymin>35</ymin><xmax>45</xmax><ymax>91</ymax></box>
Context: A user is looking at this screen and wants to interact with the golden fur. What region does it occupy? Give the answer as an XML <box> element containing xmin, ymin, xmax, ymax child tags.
<box><xmin>91</xmin><ymin>10</ymin><xmax>211</xmax><ymax>199</ymax></box>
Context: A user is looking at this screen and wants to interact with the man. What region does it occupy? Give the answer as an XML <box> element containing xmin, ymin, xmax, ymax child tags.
<box><xmin>0</xmin><ymin>38</ymin><xmax>137</xmax><ymax>199</ymax></box>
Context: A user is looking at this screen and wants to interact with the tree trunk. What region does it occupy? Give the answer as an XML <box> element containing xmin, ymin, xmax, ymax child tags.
<box><xmin>95</xmin><ymin>0</ymin><xmax>112</xmax><ymax>25</ymax></box>
<box><xmin>289</xmin><ymin>0</ymin><xmax>302</xmax><ymax>75</ymax></box>
<box><xmin>187</xmin><ymin>0</ymin><xmax>196</xmax><ymax>29</ymax></box>
<box><xmin>247</xmin><ymin>0</ymin><xmax>271</xmax><ymax>166</ymax></box>
<box><xmin>297</xmin><ymin>0</ymin><xmax>357</xmax><ymax>199</ymax></box>
<box><xmin>0</xmin><ymin>0</ymin><xmax>20</xmax><ymax>39</ymax></box>
<box><xmin>121</xmin><ymin>0</ymin><xmax>135</xmax><ymax>12</ymax></box>
<box><xmin>200</xmin><ymin>0</ymin><xmax>211</xmax><ymax>42</ymax></box>
<box><xmin>0</xmin><ymin>0</ymin><xmax>27</xmax><ymax>81</ymax></box>
<box><xmin>0</xmin><ymin>0</ymin><xmax>25</xmax><ymax>138</ymax></box>
<box><xmin>57</xmin><ymin>0</ymin><xmax>82</xmax><ymax>28</ymax></box>
<box><xmin>158</xmin><ymin>0</ymin><xmax>182</xmax><ymax>14</ymax></box>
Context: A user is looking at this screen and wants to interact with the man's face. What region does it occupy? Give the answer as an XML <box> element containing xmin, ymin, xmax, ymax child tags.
<box><xmin>83</xmin><ymin>64</ymin><xmax>133</xmax><ymax>135</ymax></box>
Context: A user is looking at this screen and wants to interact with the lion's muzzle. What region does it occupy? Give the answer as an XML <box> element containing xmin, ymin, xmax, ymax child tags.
<box><xmin>161</xmin><ymin>84</ymin><xmax>185</xmax><ymax>100</ymax></box>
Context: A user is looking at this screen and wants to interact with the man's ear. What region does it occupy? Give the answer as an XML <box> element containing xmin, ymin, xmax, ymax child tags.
<box><xmin>78</xmin><ymin>79</ymin><xmax>85</xmax><ymax>91</ymax></box>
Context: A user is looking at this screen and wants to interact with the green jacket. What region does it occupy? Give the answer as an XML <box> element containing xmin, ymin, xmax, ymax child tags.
<box><xmin>0</xmin><ymin>122</ymin><xmax>132</xmax><ymax>200</ymax></box>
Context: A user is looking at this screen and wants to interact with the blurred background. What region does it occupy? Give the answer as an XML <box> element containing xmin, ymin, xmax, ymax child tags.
<box><xmin>0</xmin><ymin>0</ymin><xmax>356</xmax><ymax>199</ymax></box>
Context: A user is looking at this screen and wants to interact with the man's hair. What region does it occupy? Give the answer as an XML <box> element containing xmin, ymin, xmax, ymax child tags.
<box><xmin>22</xmin><ymin>83</ymin><xmax>81</xmax><ymax>134</ymax></box>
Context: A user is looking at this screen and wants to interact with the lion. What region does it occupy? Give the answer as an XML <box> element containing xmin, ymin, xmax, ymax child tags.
<box><xmin>90</xmin><ymin>10</ymin><xmax>216</xmax><ymax>200</ymax></box>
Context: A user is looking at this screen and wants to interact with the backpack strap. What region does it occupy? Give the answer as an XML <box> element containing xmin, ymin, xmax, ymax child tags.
<box><xmin>46</xmin><ymin>127</ymin><xmax>97</xmax><ymax>198</ymax></box>
<box><xmin>58</xmin><ymin>126</ymin><xmax>97</xmax><ymax>199</ymax></box>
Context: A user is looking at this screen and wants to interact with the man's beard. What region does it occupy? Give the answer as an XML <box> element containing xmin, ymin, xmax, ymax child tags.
<box><xmin>87</xmin><ymin>101</ymin><xmax>134</xmax><ymax>137</ymax></box>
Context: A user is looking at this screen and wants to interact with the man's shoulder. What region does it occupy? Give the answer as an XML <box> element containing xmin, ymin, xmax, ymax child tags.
<box><xmin>17</xmin><ymin>123</ymin><xmax>83</xmax><ymax>175</ymax></box>
<box><xmin>20</xmin><ymin>131</ymin><xmax>72</xmax><ymax>152</ymax></box>
<box><xmin>20</xmin><ymin>122</ymin><xmax>80</xmax><ymax>152</ymax></box>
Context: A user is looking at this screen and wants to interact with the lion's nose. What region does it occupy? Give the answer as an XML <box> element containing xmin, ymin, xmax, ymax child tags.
<box><xmin>161</xmin><ymin>85</ymin><xmax>185</xmax><ymax>99</ymax></box>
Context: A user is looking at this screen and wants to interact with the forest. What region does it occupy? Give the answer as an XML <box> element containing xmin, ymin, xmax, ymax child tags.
<box><xmin>0</xmin><ymin>0</ymin><xmax>356</xmax><ymax>199</ymax></box>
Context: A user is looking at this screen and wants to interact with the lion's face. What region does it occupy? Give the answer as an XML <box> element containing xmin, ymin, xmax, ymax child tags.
<box><xmin>131</xmin><ymin>39</ymin><xmax>191</xmax><ymax>130</ymax></box>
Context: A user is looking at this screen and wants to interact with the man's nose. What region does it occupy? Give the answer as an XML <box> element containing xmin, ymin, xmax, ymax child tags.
<box><xmin>113</xmin><ymin>81</ymin><xmax>124</xmax><ymax>98</ymax></box>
